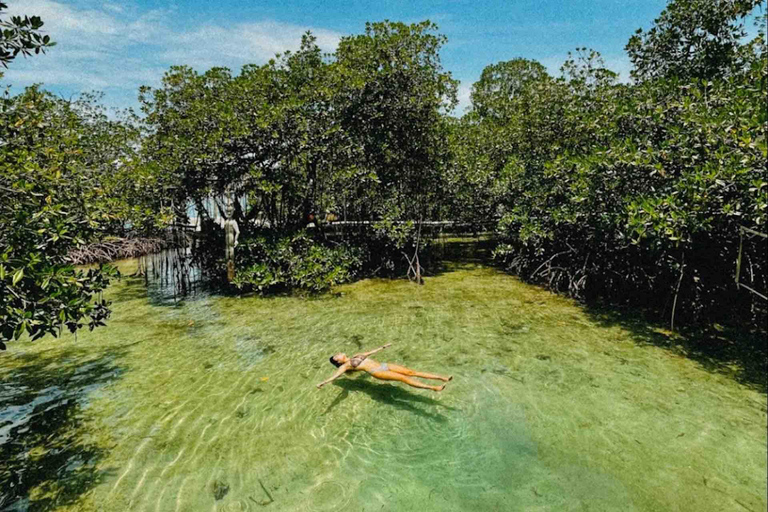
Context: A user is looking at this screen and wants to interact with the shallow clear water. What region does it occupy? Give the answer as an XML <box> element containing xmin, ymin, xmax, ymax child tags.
<box><xmin>1</xmin><ymin>257</ymin><xmax>766</xmax><ymax>511</ymax></box>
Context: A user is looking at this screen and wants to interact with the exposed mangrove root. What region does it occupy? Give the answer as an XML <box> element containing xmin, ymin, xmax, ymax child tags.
<box><xmin>66</xmin><ymin>237</ymin><xmax>170</xmax><ymax>266</ymax></box>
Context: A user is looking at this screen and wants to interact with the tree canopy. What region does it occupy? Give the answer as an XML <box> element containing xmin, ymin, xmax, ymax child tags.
<box><xmin>0</xmin><ymin>1</ymin><xmax>54</xmax><ymax>69</ymax></box>
<box><xmin>1</xmin><ymin>0</ymin><xmax>766</xmax><ymax>348</ymax></box>
<box><xmin>458</xmin><ymin>1</ymin><xmax>766</xmax><ymax>328</ymax></box>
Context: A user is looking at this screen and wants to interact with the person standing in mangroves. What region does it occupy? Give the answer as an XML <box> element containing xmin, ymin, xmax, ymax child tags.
<box><xmin>216</xmin><ymin>201</ymin><xmax>240</xmax><ymax>282</ymax></box>
<box><xmin>317</xmin><ymin>343</ymin><xmax>452</xmax><ymax>391</ymax></box>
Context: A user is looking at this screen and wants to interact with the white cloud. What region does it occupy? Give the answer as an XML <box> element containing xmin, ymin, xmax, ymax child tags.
<box><xmin>163</xmin><ymin>22</ymin><xmax>340</xmax><ymax>69</ymax></box>
<box><xmin>454</xmin><ymin>83</ymin><xmax>473</xmax><ymax>116</ymax></box>
<box><xmin>2</xmin><ymin>0</ymin><xmax>342</xmax><ymax>108</ymax></box>
<box><xmin>8</xmin><ymin>68</ymin><xmax>111</xmax><ymax>89</ymax></box>
<box><xmin>7</xmin><ymin>0</ymin><xmax>120</xmax><ymax>35</ymax></box>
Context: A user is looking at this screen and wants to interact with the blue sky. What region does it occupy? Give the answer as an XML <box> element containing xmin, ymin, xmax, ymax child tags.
<box><xmin>1</xmin><ymin>1</ymin><xmax>762</xmax><ymax>114</ymax></box>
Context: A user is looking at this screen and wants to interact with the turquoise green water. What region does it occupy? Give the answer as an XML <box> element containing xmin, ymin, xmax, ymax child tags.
<box><xmin>1</xmin><ymin>258</ymin><xmax>766</xmax><ymax>511</ymax></box>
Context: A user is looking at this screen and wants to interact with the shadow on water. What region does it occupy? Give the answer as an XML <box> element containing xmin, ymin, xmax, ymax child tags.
<box><xmin>109</xmin><ymin>275</ymin><xmax>151</xmax><ymax>303</ymax></box>
<box><xmin>112</xmin><ymin>248</ymin><xmax>228</xmax><ymax>307</ymax></box>
<box><xmin>325</xmin><ymin>378</ymin><xmax>457</xmax><ymax>422</ymax></box>
<box><xmin>437</xmin><ymin>236</ymin><xmax>496</xmax><ymax>263</ymax></box>
<box><xmin>141</xmin><ymin>248</ymin><xmax>207</xmax><ymax>306</ymax></box>
<box><xmin>585</xmin><ymin>305</ymin><xmax>768</xmax><ymax>394</ymax></box>
<box><xmin>426</xmin><ymin>236</ymin><xmax>499</xmax><ymax>278</ymax></box>
<box><xmin>0</xmin><ymin>347</ymin><xmax>126</xmax><ymax>510</ymax></box>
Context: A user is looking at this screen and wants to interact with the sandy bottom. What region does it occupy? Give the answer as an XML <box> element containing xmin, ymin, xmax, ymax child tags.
<box><xmin>1</xmin><ymin>259</ymin><xmax>766</xmax><ymax>511</ymax></box>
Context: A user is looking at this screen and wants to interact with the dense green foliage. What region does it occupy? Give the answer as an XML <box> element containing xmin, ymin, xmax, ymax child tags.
<box><xmin>0</xmin><ymin>89</ymin><xmax>116</xmax><ymax>344</ymax></box>
<box><xmin>0</xmin><ymin>2</ymin><xmax>54</xmax><ymax>69</ymax></box>
<box><xmin>0</xmin><ymin>88</ymin><xmax>167</xmax><ymax>346</ymax></box>
<box><xmin>1</xmin><ymin>6</ymin><xmax>101</xmax><ymax>346</ymax></box>
<box><xmin>626</xmin><ymin>0</ymin><xmax>763</xmax><ymax>81</ymax></box>
<box><xmin>452</xmin><ymin>4</ymin><xmax>766</xmax><ymax>328</ymax></box>
<box><xmin>233</xmin><ymin>232</ymin><xmax>362</xmax><ymax>292</ymax></box>
<box><xmin>139</xmin><ymin>21</ymin><xmax>455</xmax><ymax>283</ymax></box>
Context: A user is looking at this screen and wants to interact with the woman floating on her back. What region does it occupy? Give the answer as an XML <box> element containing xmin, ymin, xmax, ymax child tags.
<box><xmin>317</xmin><ymin>343</ymin><xmax>452</xmax><ymax>391</ymax></box>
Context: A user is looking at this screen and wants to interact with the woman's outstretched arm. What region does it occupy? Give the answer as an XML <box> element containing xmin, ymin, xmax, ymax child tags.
<box><xmin>317</xmin><ymin>365</ymin><xmax>349</xmax><ymax>388</ymax></box>
<box><xmin>361</xmin><ymin>343</ymin><xmax>392</xmax><ymax>357</ymax></box>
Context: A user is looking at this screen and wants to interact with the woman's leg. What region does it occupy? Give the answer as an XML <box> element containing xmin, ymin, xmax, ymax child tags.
<box><xmin>387</xmin><ymin>363</ymin><xmax>452</xmax><ymax>382</ymax></box>
<box><xmin>371</xmin><ymin>370</ymin><xmax>445</xmax><ymax>391</ymax></box>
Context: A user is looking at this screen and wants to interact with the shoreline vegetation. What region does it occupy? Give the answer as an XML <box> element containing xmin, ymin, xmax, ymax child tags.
<box><xmin>3</xmin><ymin>2</ymin><xmax>766</xmax><ymax>351</ymax></box>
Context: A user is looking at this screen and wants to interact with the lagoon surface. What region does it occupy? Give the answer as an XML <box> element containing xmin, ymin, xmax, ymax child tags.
<box><xmin>1</xmin><ymin>256</ymin><xmax>766</xmax><ymax>511</ymax></box>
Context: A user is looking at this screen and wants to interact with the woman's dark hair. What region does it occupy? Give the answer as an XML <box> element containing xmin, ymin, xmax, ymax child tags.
<box><xmin>329</xmin><ymin>356</ymin><xmax>341</xmax><ymax>368</ymax></box>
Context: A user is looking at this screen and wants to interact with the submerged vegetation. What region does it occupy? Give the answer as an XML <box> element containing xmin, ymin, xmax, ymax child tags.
<box><xmin>0</xmin><ymin>256</ymin><xmax>765</xmax><ymax>510</ymax></box>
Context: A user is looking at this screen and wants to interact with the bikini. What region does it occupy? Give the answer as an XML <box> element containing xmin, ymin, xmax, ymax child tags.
<box><xmin>349</xmin><ymin>354</ymin><xmax>388</xmax><ymax>373</ymax></box>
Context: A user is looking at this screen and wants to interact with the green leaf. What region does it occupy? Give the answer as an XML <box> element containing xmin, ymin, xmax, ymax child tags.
<box><xmin>12</xmin><ymin>268</ymin><xmax>24</xmax><ymax>286</ymax></box>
